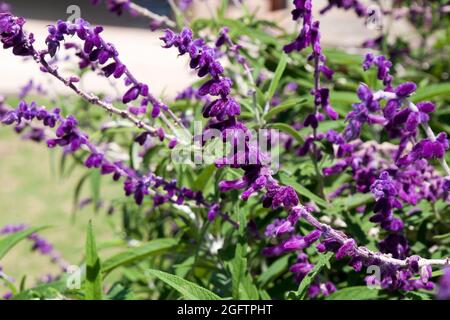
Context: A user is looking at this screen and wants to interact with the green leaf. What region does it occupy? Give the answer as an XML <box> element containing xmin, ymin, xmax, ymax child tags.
<box><xmin>258</xmin><ymin>255</ymin><xmax>290</xmax><ymax>287</ymax></box>
<box><xmin>102</xmin><ymin>238</ymin><xmax>178</xmax><ymax>275</ymax></box>
<box><xmin>231</xmin><ymin>244</ymin><xmax>246</xmax><ymax>299</ymax></box>
<box><xmin>266</xmin><ymin>53</ymin><xmax>288</xmax><ymax>102</ymax></box>
<box><xmin>294</xmin><ymin>252</ymin><xmax>333</xmax><ymax>299</ymax></box>
<box><xmin>333</xmin><ymin>193</ymin><xmax>374</xmax><ymax>211</ymax></box>
<box><xmin>12</xmin><ymin>279</ymin><xmax>68</xmax><ymax>300</ymax></box>
<box><xmin>192</xmin><ymin>164</ymin><xmax>216</xmax><ymax>192</ymax></box>
<box><xmin>325</xmin><ymin>286</ymin><xmax>380</xmax><ymax>300</ymax></box>
<box><xmin>85</xmin><ymin>221</ymin><xmax>102</xmax><ymax>300</ymax></box>
<box><xmin>279</xmin><ymin>173</ymin><xmax>329</xmax><ymax>208</ymax></box>
<box><xmin>0</xmin><ymin>276</ymin><xmax>17</xmax><ymax>296</ymax></box>
<box><xmin>230</xmin><ymin>204</ymin><xmax>258</xmax><ymax>299</ymax></box>
<box><xmin>146</xmin><ymin>269</ymin><xmax>222</xmax><ymax>300</ymax></box>
<box><xmin>267</xmin><ymin>123</ymin><xmax>304</xmax><ymax>144</ymax></box>
<box><xmin>410</xmin><ymin>83</ymin><xmax>450</xmax><ymax>103</ymax></box>
<box><xmin>404</xmin><ymin>291</ymin><xmax>431</xmax><ymax>300</ymax></box>
<box><xmin>433</xmin><ymin>232</ymin><xmax>450</xmax><ymax>240</ymax></box>
<box><xmin>0</xmin><ymin>226</ymin><xmax>48</xmax><ymax>260</ymax></box>
<box><xmin>330</xmin><ymin>91</ymin><xmax>357</xmax><ymax>107</ymax></box>
<box><xmin>323</xmin><ymin>48</ymin><xmax>362</xmax><ymax>65</ymax></box>
<box><xmin>106</xmin><ymin>283</ymin><xmax>135</xmax><ymax>300</ymax></box>
<box><xmin>263</xmin><ymin>98</ymin><xmax>308</xmax><ymax>121</ymax></box>
<box><xmin>223</xmin><ymin>19</ymin><xmax>278</xmax><ymax>46</ymax></box>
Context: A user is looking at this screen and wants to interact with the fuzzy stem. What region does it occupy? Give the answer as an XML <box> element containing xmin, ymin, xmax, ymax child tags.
<box><xmin>295</xmin><ymin>204</ymin><xmax>449</xmax><ymax>267</ymax></box>
<box><xmin>36</xmin><ymin>53</ymin><xmax>176</xmax><ymax>141</ymax></box>
<box><xmin>128</xmin><ymin>2</ymin><xmax>176</xmax><ymax>28</ymax></box>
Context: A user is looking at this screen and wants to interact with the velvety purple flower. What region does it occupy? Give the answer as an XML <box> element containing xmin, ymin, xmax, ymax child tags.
<box><xmin>397</xmin><ymin>132</ymin><xmax>449</xmax><ymax>166</ymax></box>
<box><xmin>437</xmin><ymin>268</ymin><xmax>450</xmax><ymax>300</ymax></box>
<box><xmin>265</xmin><ymin>219</ymin><xmax>294</xmax><ymax>238</ymax></box>
<box><xmin>308</xmin><ymin>281</ymin><xmax>336</xmax><ymax>298</ymax></box>
<box><xmin>202</xmin><ymin>97</ymin><xmax>240</xmax><ymax>120</ymax></box>
<box><xmin>417</xmin><ymin>101</ymin><xmax>435</xmax><ymax>114</ymax></box>
<box><xmin>1</xmin><ymin>224</ymin><xmax>68</xmax><ymax>271</ymax></box>
<box><xmin>317</xmin><ymin>88</ymin><xmax>338</xmax><ymax>120</ymax></box>
<box><xmin>283</xmin><ymin>0</ymin><xmax>313</xmax><ymax>53</ymax></box>
<box><xmin>370</xmin><ymin>171</ymin><xmax>405</xmax><ymax>232</ymax></box>
<box><xmin>395</xmin><ymin>82</ymin><xmax>417</xmax><ymax>98</ymax></box>
<box><xmin>207</xmin><ymin>203</ymin><xmax>220</xmax><ymax>221</ymax></box>
<box><xmin>378</xmin><ymin>234</ymin><xmax>409</xmax><ymax>259</ymax></box>
<box><xmin>263</xmin><ymin>185</ymin><xmax>299</xmax><ymax>209</ymax></box>
<box><xmin>289</xmin><ymin>253</ymin><xmax>314</xmax><ymax>282</ymax></box>
<box><xmin>85</xmin><ymin>153</ymin><xmax>104</xmax><ymax>168</ymax></box>
<box><xmin>0</xmin><ymin>12</ymin><xmax>34</xmax><ymax>57</ymax></box>
<box><xmin>285</xmin><ymin>82</ymin><xmax>299</xmax><ymax>92</ymax></box>
<box><xmin>336</xmin><ymin>239</ymin><xmax>356</xmax><ymax>260</ymax></box>
<box><xmin>363</xmin><ymin>53</ymin><xmax>392</xmax><ymax>88</ymax></box>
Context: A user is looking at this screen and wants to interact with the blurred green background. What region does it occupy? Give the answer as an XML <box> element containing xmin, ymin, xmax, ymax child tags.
<box><xmin>0</xmin><ymin>128</ymin><xmax>121</xmax><ymax>283</ymax></box>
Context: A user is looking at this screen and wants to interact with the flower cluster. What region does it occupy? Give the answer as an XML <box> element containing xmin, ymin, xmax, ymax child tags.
<box><xmin>363</xmin><ymin>53</ymin><xmax>393</xmax><ymax>89</ymax></box>
<box><xmin>284</xmin><ymin>0</ymin><xmax>337</xmax><ymax>168</ymax></box>
<box><xmin>0</xmin><ymin>100</ymin><xmax>218</xmax><ymax>218</ymax></box>
<box><xmin>158</xmin><ymin>12</ymin><xmax>450</xmax><ymax>296</ymax></box>
<box><xmin>44</xmin><ymin>18</ymin><xmax>174</xmax><ymax>123</ymax></box>
<box><xmin>2</xmin><ymin>2</ymin><xmax>450</xmax><ymax>300</ymax></box>
<box><xmin>370</xmin><ymin>171</ymin><xmax>404</xmax><ymax>232</ymax></box>
<box><xmin>0</xmin><ymin>224</ymin><xmax>69</xmax><ymax>271</ymax></box>
<box><xmin>161</xmin><ymin>28</ymin><xmax>240</xmax><ymax>120</ymax></box>
<box><xmin>161</xmin><ymin>27</ymin><xmax>283</xmax><ymax>205</ymax></box>
<box><xmin>0</xmin><ymin>12</ymin><xmax>34</xmax><ymax>56</ymax></box>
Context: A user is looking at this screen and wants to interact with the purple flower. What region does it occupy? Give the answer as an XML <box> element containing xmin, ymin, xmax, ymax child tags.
<box><xmin>202</xmin><ymin>97</ymin><xmax>240</xmax><ymax>120</ymax></box>
<box><xmin>370</xmin><ymin>171</ymin><xmax>405</xmax><ymax>232</ymax></box>
<box><xmin>289</xmin><ymin>253</ymin><xmax>314</xmax><ymax>282</ymax></box>
<box><xmin>283</xmin><ymin>0</ymin><xmax>313</xmax><ymax>53</ymax></box>
<box><xmin>362</xmin><ymin>53</ymin><xmax>392</xmax><ymax>88</ymax></box>
<box><xmin>336</xmin><ymin>239</ymin><xmax>356</xmax><ymax>260</ymax></box>
<box><xmin>1</xmin><ymin>224</ymin><xmax>68</xmax><ymax>271</ymax></box>
<box><xmin>395</xmin><ymin>82</ymin><xmax>417</xmax><ymax>98</ymax></box>
<box><xmin>0</xmin><ymin>13</ymin><xmax>34</xmax><ymax>56</ymax></box>
<box><xmin>378</xmin><ymin>234</ymin><xmax>409</xmax><ymax>259</ymax></box>
<box><xmin>207</xmin><ymin>203</ymin><xmax>220</xmax><ymax>221</ymax></box>
<box><xmin>397</xmin><ymin>132</ymin><xmax>449</xmax><ymax>166</ymax></box>
<box><xmin>437</xmin><ymin>268</ymin><xmax>450</xmax><ymax>300</ymax></box>
<box><xmin>308</xmin><ymin>281</ymin><xmax>336</xmax><ymax>298</ymax></box>
<box><xmin>265</xmin><ymin>219</ymin><xmax>294</xmax><ymax>238</ymax></box>
<box><xmin>263</xmin><ymin>185</ymin><xmax>299</xmax><ymax>209</ymax></box>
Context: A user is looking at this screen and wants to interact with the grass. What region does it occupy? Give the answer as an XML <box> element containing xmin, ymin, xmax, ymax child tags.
<box><xmin>0</xmin><ymin>127</ymin><xmax>123</xmax><ymax>290</ymax></box>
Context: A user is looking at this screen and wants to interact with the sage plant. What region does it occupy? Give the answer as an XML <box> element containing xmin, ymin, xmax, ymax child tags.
<box><xmin>0</xmin><ymin>0</ymin><xmax>449</xmax><ymax>300</ymax></box>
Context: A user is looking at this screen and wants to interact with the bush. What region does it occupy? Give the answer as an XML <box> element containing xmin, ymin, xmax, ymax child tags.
<box><xmin>0</xmin><ymin>0</ymin><xmax>449</xmax><ymax>300</ymax></box>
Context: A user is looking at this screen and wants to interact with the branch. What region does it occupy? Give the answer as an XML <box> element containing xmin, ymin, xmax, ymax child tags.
<box><xmin>296</xmin><ymin>205</ymin><xmax>450</xmax><ymax>268</ymax></box>
<box><xmin>128</xmin><ymin>2</ymin><xmax>176</xmax><ymax>28</ymax></box>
